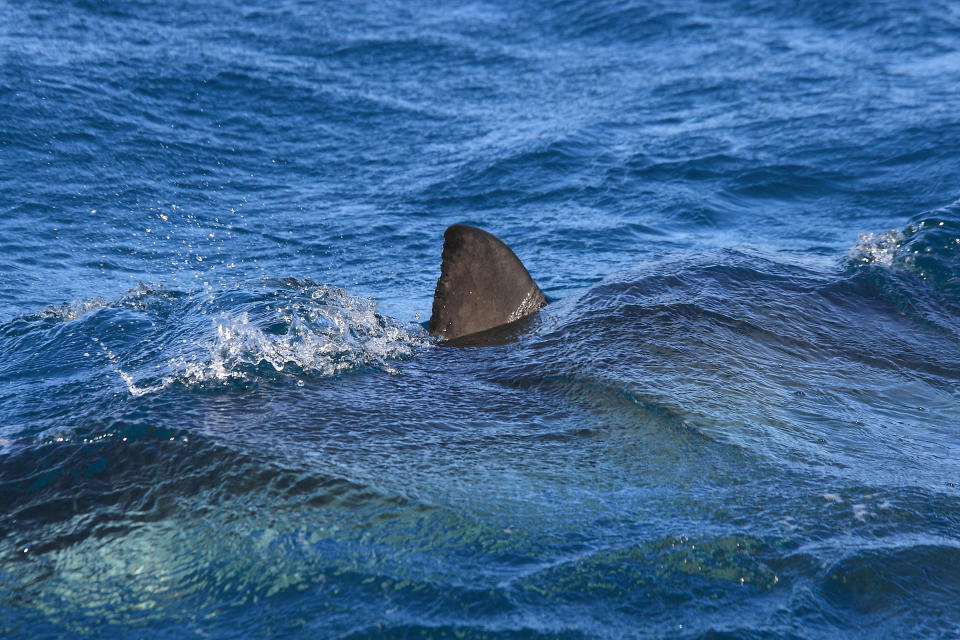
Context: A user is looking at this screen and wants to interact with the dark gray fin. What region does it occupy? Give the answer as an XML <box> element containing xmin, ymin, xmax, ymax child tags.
<box><xmin>429</xmin><ymin>224</ymin><xmax>547</xmax><ymax>342</ymax></box>
<box><xmin>439</xmin><ymin>313</ymin><xmax>540</xmax><ymax>348</ymax></box>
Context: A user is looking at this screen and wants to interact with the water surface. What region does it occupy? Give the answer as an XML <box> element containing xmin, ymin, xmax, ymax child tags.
<box><xmin>2</xmin><ymin>1</ymin><xmax>960</xmax><ymax>637</ymax></box>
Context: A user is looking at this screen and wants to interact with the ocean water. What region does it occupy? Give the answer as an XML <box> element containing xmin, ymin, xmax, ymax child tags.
<box><xmin>2</xmin><ymin>0</ymin><xmax>960</xmax><ymax>637</ymax></box>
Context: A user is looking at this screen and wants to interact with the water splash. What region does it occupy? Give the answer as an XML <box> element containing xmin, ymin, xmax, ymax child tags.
<box><xmin>846</xmin><ymin>228</ymin><xmax>906</xmax><ymax>267</ymax></box>
<box><xmin>11</xmin><ymin>280</ymin><xmax>430</xmax><ymax>399</ymax></box>
<box><xmin>846</xmin><ymin>205</ymin><xmax>960</xmax><ymax>292</ymax></box>
<box><xmin>39</xmin><ymin>296</ymin><xmax>110</xmax><ymax>322</ymax></box>
<box><xmin>141</xmin><ymin>282</ymin><xmax>429</xmax><ymax>391</ymax></box>
<box><xmin>35</xmin><ymin>284</ymin><xmax>182</xmax><ymax>323</ymax></box>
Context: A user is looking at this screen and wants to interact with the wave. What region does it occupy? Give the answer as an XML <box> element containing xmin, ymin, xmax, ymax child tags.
<box><xmin>847</xmin><ymin>201</ymin><xmax>960</xmax><ymax>291</ymax></box>
<box><xmin>2</xmin><ymin>279</ymin><xmax>429</xmax><ymax>413</ymax></box>
<box><xmin>489</xmin><ymin>238</ymin><xmax>960</xmax><ymax>489</ymax></box>
<box><xmin>845</xmin><ymin>204</ymin><xmax>960</xmax><ymax>333</ymax></box>
<box><xmin>169</xmin><ymin>283</ymin><xmax>427</xmax><ymax>390</ymax></box>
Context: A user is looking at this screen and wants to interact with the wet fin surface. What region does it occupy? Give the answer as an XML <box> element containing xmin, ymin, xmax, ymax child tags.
<box><xmin>429</xmin><ymin>224</ymin><xmax>547</xmax><ymax>341</ymax></box>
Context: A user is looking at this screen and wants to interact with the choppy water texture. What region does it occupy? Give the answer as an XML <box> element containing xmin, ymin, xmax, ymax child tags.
<box><xmin>2</xmin><ymin>1</ymin><xmax>960</xmax><ymax>637</ymax></box>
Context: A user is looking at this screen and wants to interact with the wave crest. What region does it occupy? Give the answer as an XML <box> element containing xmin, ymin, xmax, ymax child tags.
<box><xmin>846</xmin><ymin>204</ymin><xmax>960</xmax><ymax>294</ymax></box>
<box><xmin>10</xmin><ymin>279</ymin><xmax>429</xmax><ymax>399</ymax></box>
<box><xmin>846</xmin><ymin>228</ymin><xmax>906</xmax><ymax>268</ymax></box>
<box><xmin>170</xmin><ymin>284</ymin><xmax>427</xmax><ymax>388</ymax></box>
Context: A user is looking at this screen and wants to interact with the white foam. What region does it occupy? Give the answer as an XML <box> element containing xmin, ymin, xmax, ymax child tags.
<box><xmin>845</xmin><ymin>228</ymin><xmax>905</xmax><ymax>268</ymax></box>
<box><xmin>33</xmin><ymin>281</ymin><xmax>428</xmax><ymax>397</ymax></box>
<box><xmin>157</xmin><ymin>285</ymin><xmax>429</xmax><ymax>389</ymax></box>
<box><xmin>118</xmin><ymin>369</ymin><xmax>166</xmax><ymax>398</ymax></box>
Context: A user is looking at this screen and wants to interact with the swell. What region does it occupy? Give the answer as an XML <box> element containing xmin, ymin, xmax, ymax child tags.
<box><xmin>0</xmin><ymin>422</ymin><xmax>413</xmax><ymax>555</ymax></box>
<box><xmin>4</xmin><ymin>415</ymin><xmax>960</xmax><ymax>639</ymax></box>
<box><xmin>484</xmin><ymin>235</ymin><xmax>960</xmax><ymax>487</ymax></box>
<box><xmin>0</xmin><ymin>422</ymin><xmax>437</xmax><ymax>636</ymax></box>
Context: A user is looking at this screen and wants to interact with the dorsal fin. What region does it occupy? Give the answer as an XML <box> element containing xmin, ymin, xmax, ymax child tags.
<box><xmin>429</xmin><ymin>224</ymin><xmax>547</xmax><ymax>341</ymax></box>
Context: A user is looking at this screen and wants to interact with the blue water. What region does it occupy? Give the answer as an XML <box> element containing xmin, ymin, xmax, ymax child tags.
<box><xmin>2</xmin><ymin>0</ymin><xmax>960</xmax><ymax>637</ymax></box>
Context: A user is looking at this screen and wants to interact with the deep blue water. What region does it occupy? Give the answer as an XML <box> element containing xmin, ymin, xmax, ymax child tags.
<box><xmin>2</xmin><ymin>0</ymin><xmax>960</xmax><ymax>637</ymax></box>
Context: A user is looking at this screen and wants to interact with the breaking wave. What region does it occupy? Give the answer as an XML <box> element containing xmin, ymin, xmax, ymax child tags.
<box><xmin>846</xmin><ymin>202</ymin><xmax>960</xmax><ymax>296</ymax></box>
<box><xmin>169</xmin><ymin>283</ymin><xmax>428</xmax><ymax>389</ymax></box>
<box><xmin>8</xmin><ymin>279</ymin><xmax>430</xmax><ymax>401</ymax></box>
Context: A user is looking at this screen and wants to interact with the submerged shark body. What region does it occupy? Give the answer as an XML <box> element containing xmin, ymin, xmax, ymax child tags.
<box><xmin>429</xmin><ymin>224</ymin><xmax>547</xmax><ymax>344</ymax></box>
